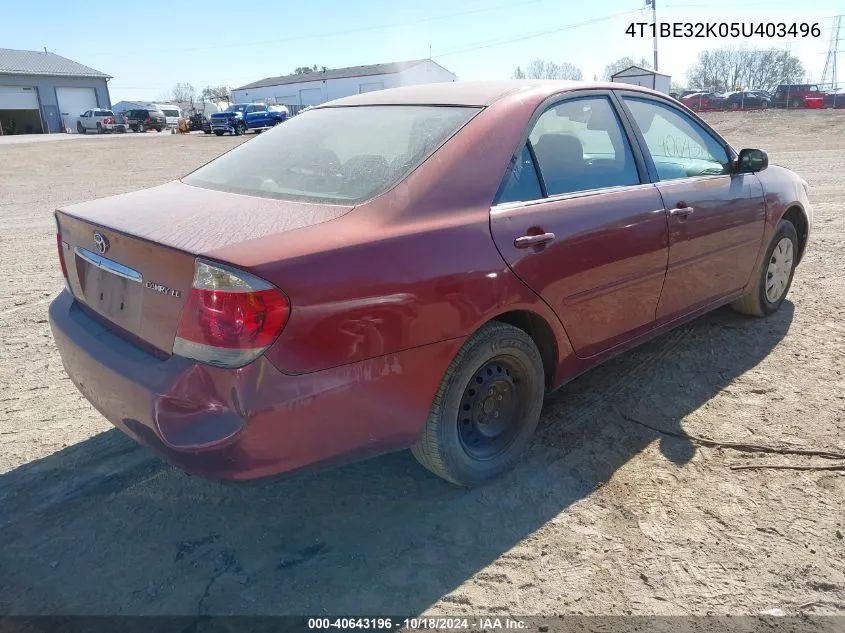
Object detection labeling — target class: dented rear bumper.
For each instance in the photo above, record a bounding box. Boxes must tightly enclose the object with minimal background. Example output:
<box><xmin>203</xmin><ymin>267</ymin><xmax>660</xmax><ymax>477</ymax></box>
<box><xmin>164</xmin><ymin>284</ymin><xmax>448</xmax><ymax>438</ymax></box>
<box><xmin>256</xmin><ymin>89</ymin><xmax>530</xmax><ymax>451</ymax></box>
<box><xmin>49</xmin><ymin>290</ymin><xmax>459</xmax><ymax>481</ymax></box>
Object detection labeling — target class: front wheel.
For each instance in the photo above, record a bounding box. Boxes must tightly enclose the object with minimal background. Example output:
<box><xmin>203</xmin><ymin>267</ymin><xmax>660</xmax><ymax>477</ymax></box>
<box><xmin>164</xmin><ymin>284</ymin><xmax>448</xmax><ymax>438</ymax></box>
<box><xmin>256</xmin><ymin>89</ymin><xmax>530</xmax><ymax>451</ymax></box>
<box><xmin>77</xmin><ymin>122</ymin><xmax>85</xmax><ymax>134</ymax></box>
<box><xmin>214</xmin><ymin>130</ymin><xmax>224</xmax><ymax>136</ymax></box>
<box><xmin>235</xmin><ymin>122</ymin><xmax>247</xmax><ymax>136</ymax></box>
<box><xmin>136</xmin><ymin>124</ymin><xmax>145</xmax><ymax>133</ymax></box>
<box><xmin>789</xmin><ymin>98</ymin><xmax>802</xmax><ymax>108</ymax></box>
<box><xmin>731</xmin><ymin>219</ymin><xmax>798</xmax><ymax>317</ymax></box>
<box><xmin>411</xmin><ymin>322</ymin><xmax>545</xmax><ymax>487</ymax></box>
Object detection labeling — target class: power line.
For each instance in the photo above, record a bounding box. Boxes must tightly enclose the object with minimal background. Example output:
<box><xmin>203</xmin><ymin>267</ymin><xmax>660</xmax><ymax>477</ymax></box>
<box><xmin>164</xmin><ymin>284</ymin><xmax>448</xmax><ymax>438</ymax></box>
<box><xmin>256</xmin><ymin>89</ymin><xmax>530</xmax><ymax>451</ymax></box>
<box><xmin>432</xmin><ymin>9</ymin><xmax>642</xmax><ymax>58</ymax></box>
<box><xmin>83</xmin><ymin>0</ymin><xmax>562</xmax><ymax>58</ymax></box>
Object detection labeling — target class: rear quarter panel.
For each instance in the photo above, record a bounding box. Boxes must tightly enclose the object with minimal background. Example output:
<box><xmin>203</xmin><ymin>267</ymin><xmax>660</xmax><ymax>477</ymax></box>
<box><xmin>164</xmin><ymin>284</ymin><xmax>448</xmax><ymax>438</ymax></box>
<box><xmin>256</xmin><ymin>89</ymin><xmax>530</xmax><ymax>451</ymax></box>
<box><xmin>204</xmin><ymin>94</ymin><xmax>577</xmax><ymax>380</ymax></box>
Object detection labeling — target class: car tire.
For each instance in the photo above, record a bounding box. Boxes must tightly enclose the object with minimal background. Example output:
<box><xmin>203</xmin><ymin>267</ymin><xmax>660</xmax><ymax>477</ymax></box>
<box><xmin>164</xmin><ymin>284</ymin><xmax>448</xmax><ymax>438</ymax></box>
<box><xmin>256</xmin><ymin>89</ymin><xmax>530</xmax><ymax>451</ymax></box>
<box><xmin>789</xmin><ymin>98</ymin><xmax>802</xmax><ymax>108</ymax></box>
<box><xmin>96</xmin><ymin>123</ymin><xmax>103</xmax><ymax>134</ymax></box>
<box><xmin>214</xmin><ymin>130</ymin><xmax>224</xmax><ymax>136</ymax></box>
<box><xmin>77</xmin><ymin>122</ymin><xmax>85</xmax><ymax>134</ymax></box>
<box><xmin>410</xmin><ymin>322</ymin><xmax>545</xmax><ymax>487</ymax></box>
<box><xmin>731</xmin><ymin>219</ymin><xmax>798</xmax><ymax>318</ymax></box>
<box><xmin>137</xmin><ymin>124</ymin><xmax>145</xmax><ymax>133</ymax></box>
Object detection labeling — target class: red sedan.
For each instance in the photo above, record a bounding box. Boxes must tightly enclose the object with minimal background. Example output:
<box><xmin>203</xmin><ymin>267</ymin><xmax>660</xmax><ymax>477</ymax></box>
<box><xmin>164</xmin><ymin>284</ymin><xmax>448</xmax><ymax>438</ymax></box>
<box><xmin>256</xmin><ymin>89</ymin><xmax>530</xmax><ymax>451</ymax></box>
<box><xmin>50</xmin><ymin>81</ymin><xmax>813</xmax><ymax>486</ymax></box>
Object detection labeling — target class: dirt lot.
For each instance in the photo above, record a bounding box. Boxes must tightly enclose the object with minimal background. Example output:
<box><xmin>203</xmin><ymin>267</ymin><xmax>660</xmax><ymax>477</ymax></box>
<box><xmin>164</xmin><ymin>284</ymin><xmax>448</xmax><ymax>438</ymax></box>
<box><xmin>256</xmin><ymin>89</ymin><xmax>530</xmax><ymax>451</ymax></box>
<box><xmin>1</xmin><ymin>112</ymin><xmax>843</xmax><ymax>619</ymax></box>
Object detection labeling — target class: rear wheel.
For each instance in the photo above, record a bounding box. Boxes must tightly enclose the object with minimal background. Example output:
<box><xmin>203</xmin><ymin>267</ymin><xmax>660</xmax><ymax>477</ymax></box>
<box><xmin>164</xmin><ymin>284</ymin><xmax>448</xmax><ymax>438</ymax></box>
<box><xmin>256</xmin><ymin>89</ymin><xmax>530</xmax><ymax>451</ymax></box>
<box><xmin>214</xmin><ymin>130</ymin><xmax>224</xmax><ymax>136</ymax></box>
<box><xmin>96</xmin><ymin>123</ymin><xmax>103</xmax><ymax>134</ymax></box>
<box><xmin>731</xmin><ymin>219</ymin><xmax>798</xmax><ymax>317</ymax></box>
<box><xmin>137</xmin><ymin>124</ymin><xmax>145</xmax><ymax>133</ymax></box>
<box><xmin>77</xmin><ymin>122</ymin><xmax>85</xmax><ymax>134</ymax></box>
<box><xmin>411</xmin><ymin>322</ymin><xmax>544</xmax><ymax>487</ymax></box>
<box><xmin>789</xmin><ymin>97</ymin><xmax>802</xmax><ymax>108</ymax></box>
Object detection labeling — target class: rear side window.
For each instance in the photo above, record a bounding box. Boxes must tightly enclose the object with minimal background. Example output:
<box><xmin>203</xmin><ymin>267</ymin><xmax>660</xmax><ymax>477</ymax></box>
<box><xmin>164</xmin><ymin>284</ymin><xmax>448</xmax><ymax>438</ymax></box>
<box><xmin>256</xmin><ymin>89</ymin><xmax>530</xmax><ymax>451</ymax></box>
<box><xmin>183</xmin><ymin>105</ymin><xmax>479</xmax><ymax>204</ymax></box>
<box><xmin>497</xmin><ymin>145</ymin><xmax>543</xmax><ymax>204</ymax></box>
<box><xmin>527</xmin><ymin>96</ymin><xmax>640</xmax><ymax>196</ymax></box>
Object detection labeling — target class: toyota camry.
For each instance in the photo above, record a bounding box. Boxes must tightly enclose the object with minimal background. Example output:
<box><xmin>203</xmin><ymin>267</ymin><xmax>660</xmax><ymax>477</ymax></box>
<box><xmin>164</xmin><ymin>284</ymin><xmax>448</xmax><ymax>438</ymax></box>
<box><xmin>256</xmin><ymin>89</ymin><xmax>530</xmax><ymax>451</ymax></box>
<box><xmin>49</xmin><ymin>81</ymin><xmax>812</xmax><ymax>486</ymax></box>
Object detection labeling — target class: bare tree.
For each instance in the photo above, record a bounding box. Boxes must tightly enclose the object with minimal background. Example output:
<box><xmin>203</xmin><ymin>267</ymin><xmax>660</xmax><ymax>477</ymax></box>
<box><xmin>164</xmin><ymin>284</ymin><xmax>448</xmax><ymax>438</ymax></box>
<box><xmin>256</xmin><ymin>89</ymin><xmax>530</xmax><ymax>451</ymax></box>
<box><xmin>170</xmin><ymin>83</ymin><xmax>197</xmax><ymax>108</ymax></box>
<box><xmin>686</xmin><ymin>49</ymin><xmax>805</xmax><ymax>92</ymax></box>
<box><xmin>603</xmin><ymin>56</ymin><xmax>651</xmax><ymax>80</ymax></box>
<box><xmin>201</xmin><ymin>86</ymin><xmax>231</xmax><ymax>108</ymax></box>
<box><xmin>515</xmin><ymin>59</ymin><xmax>583</xmax><ymax>80</ymax></box>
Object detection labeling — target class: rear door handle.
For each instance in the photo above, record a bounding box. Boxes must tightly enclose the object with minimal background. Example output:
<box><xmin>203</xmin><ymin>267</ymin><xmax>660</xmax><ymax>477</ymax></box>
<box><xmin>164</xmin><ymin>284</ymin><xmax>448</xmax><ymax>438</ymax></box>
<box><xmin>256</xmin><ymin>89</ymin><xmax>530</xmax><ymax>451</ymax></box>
<box><xmin>514</xmin><ymin>232</ymin><xmax>556</xmax><ymax>249</ymax></box>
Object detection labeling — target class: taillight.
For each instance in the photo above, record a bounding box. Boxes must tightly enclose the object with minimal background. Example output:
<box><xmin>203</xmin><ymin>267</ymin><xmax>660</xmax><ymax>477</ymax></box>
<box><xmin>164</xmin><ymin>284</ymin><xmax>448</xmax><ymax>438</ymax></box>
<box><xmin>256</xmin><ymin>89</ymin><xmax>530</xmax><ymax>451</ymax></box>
<box><xmin>146</xmin><ymin>117</ymin><xmax>153</xmax><ymax>123</ymax></box>
<box><xmin>56</xmin><ymin>233</ymin><xmax>69</xmax><ymax>282</ymax></box>
<box><xmin>173</xmin><ymin>259</ymin><xmax>290</xmax><ymax>368</ymax></box>
<box><xmin>104</xmin><ymin>117</ymin><xmax>115</xmax><ymax>124</ymax></box>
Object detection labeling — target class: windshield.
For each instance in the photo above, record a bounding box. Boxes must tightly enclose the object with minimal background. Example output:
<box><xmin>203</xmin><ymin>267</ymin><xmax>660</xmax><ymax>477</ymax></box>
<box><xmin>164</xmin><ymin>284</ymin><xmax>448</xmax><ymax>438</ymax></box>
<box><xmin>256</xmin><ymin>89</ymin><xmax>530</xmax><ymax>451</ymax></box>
<box><xmin>225</xmin><ymin>104</ymin><xmax>248</xmax><ymax>113</ymax></box>
<box><xmin>183</xmin><ymin>105</ymin><xmax>479</xmax><ymax>204</ymax></box>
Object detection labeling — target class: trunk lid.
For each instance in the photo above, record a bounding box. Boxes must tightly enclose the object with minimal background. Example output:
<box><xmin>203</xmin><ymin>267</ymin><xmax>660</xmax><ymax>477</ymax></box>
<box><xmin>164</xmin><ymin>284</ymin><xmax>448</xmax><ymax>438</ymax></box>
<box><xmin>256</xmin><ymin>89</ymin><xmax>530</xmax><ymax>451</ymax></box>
<box><xmin>56</xmin><ymin>180</ymin><xmax>352</xmax><ymax>355</ymax></box>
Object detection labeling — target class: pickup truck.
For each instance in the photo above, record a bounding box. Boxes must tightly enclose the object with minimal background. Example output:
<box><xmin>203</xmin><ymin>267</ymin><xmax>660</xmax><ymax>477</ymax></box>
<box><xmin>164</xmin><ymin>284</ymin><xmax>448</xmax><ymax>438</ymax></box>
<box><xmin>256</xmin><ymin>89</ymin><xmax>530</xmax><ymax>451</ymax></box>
<box><xmin>74</xmin><ymin>109</ymin><xmax>126</xmax><ymax>134</ymax></box>
<box><xmin>210</xmin><ymin>103</ymin><xmax>288</xmax><ymax>136</ymax></box>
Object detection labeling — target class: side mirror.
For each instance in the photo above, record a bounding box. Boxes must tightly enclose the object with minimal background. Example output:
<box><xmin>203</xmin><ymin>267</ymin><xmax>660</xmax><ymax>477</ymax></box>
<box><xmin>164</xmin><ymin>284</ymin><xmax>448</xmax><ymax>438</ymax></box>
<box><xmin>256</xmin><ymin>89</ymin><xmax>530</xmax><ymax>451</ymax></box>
<box><xmin>736</xmin><ymin>148</ymin><xmax>768</xmax><ymax>173</ymax></box>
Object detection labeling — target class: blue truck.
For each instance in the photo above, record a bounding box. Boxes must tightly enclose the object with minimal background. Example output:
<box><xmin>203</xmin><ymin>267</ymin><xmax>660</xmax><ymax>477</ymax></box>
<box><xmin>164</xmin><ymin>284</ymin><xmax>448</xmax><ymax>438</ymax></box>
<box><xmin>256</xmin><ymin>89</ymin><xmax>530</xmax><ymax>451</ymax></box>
<box><xmin>210</xmin><ymin>103</ymin><xmax>288</xmax><ymax>136</ymax></box>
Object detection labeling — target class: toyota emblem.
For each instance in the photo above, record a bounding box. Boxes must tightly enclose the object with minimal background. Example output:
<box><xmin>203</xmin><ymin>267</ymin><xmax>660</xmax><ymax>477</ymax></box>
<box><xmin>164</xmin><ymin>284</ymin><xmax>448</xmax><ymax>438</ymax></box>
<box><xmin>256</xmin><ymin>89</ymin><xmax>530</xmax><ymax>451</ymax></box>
<box><xmin>93</xmin><ymin>231</ymin><xmax>109</xmax><ymax>254</ymax></box>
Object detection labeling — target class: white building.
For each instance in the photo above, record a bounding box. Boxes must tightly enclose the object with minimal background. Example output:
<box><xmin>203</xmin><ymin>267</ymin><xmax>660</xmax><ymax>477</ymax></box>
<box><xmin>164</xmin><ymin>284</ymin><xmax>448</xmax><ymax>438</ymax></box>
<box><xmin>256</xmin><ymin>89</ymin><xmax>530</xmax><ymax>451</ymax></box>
<box><xmin>610</xmin><ymin>65</ymin><xmax>671</xmax><ymax>95</ymax></box>
<box><xmin>232</xmin><ymin>59</ymin><xmax>456</xmax><ymax>107</ymax></box>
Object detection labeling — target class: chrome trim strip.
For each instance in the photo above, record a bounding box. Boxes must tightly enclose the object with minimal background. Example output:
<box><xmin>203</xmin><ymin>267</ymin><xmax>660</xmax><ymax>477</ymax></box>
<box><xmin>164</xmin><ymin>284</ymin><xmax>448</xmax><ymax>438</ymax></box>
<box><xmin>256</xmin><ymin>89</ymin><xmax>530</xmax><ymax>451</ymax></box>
<box><xmin>74</xmin><ymin>247</ymin><xmax>143</xmax><ymax>283</ymax></box>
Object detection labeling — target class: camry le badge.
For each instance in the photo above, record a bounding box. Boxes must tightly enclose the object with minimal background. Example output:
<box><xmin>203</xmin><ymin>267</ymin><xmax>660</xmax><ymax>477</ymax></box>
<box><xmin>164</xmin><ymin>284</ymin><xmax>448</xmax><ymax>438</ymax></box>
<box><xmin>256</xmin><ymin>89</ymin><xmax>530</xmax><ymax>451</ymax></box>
<box><xmin>145</xmin><ymin>281</ymin><xmax>182</xmax><ymax>298</ymax></box>
<box><xmin>93</xmin><ymin>231</ymin><xmax>109</xmax><ymax>254</ymax></box>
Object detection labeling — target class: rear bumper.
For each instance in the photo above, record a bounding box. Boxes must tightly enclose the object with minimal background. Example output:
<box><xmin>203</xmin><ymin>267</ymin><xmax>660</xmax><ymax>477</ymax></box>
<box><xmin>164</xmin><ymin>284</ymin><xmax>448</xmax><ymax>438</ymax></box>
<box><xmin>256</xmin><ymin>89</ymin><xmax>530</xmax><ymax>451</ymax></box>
<box><xmin>49</xmin><ymin>290</ymin><xmax>458</xmax><ymax>481</ymax></box>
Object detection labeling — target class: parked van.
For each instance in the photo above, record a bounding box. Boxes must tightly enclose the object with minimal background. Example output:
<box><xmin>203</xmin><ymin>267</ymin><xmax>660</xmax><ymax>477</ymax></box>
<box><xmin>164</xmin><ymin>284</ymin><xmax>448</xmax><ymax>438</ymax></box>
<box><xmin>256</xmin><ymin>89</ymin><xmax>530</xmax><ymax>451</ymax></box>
<box><xmin>153</xmin><ymin>105</ymin><xmax>184</xmax><ymax>128</ymax></box>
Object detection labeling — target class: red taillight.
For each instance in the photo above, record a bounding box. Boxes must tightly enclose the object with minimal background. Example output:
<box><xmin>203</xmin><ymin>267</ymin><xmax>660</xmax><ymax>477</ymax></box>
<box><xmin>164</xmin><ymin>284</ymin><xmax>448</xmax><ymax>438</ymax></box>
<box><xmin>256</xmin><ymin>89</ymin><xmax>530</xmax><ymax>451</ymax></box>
<box><xmin>56</xmin><ymin>233</ymin><xmax>69</xmax><ymax>282</ymax></box>
<box><xmin>173</xmin><ymin>259</ymin><xmax>290</xmax><ymax>368</ymax></box>
<box><xmin>104</xmin><ymin>117</ymin><xmax>115</xmax><ymax>124</ymax></box>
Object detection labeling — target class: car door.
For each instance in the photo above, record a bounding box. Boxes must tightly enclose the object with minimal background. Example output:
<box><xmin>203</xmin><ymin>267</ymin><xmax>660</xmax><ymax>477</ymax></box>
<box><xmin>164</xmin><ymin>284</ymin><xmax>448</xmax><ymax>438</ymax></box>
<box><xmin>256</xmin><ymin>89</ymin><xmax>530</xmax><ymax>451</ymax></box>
<box><xmin>80</xmin><ymin>110</ymin><xmax>90</xmax><ymax>129</ymax></box>
<box><xmin>618</xmin><ymin>94</ymin><xmax>766</xmax><ymax>321</ymax></box>
<box><xmin>489</xmin><ymin>92</ymin><xmax>669</xmax><ymax>358</ymax></box>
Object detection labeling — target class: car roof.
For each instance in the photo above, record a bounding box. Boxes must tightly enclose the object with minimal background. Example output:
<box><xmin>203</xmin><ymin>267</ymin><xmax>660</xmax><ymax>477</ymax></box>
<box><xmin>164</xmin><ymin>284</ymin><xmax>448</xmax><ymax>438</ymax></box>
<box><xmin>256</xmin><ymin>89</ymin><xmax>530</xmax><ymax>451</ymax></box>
<box><xmin>319</xmin><ymin>80</ymin><xmax>666</xmax><ymax>108</ymax></box>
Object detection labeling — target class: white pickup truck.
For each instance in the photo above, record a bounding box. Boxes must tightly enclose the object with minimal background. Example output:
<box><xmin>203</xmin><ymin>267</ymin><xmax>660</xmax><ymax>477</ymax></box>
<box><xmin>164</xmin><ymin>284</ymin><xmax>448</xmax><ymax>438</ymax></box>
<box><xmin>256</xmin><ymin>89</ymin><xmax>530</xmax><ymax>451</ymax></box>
<box><xmin>74</xmin><ymin>109</ymin><xmax>127</xmax><ymax>134</ymax></box>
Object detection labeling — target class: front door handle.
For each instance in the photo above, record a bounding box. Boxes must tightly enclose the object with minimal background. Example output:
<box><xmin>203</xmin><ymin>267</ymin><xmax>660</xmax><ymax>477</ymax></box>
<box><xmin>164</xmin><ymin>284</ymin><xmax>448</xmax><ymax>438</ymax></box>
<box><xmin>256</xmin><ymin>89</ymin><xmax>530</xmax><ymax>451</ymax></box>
<box><xmin>514</xmin><ymin>232</ymin><xmax>556</xmax><ymax>249</ymax></box>
<box><xmin>670</xmin><ymin>205</ymin><xmax>695</xmax><ymax>217</ymax></box>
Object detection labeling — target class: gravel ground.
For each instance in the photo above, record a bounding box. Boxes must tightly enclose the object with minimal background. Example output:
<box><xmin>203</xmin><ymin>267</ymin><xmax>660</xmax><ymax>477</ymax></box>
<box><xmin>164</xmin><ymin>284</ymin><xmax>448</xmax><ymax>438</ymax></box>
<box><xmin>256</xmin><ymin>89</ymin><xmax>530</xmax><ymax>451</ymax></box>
<box><xmin>0</xmin><ymin>112</ymin><xmax>843</xmax><ymax>619</ymax></box>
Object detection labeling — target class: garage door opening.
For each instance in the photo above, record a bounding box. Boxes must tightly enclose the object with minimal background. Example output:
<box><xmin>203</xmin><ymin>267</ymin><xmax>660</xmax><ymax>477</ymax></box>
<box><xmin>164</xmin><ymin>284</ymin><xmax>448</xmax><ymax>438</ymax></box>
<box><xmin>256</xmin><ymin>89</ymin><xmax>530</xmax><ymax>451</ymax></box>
<box><xmin>0</xmin><ymin>109</ymin><xmax>44</xmax><ymax>135</ymax></box>
<box><xmin>0</xmin><ymin>86</ymin><xmax>44</xmax><ymax>135</ymax></box>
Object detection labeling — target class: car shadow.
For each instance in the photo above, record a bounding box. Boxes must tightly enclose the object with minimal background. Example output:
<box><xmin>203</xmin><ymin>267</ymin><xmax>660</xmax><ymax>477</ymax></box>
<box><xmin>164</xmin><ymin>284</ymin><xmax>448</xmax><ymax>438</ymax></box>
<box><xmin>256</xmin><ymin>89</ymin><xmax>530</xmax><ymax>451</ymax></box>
<box><xmin>0</xmin><ymin>303</ymin><xmax>794</xmax><ymax>616</ymax></box>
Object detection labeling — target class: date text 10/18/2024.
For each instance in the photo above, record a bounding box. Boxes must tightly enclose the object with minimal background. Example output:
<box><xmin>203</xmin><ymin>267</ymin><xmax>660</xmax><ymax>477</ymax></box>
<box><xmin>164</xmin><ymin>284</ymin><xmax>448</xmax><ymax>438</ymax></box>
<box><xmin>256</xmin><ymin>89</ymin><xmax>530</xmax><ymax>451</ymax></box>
<box><xmin>307</xmin><ymin>618</ymin><xmax>529</xmax><ymax>630</ymax></box>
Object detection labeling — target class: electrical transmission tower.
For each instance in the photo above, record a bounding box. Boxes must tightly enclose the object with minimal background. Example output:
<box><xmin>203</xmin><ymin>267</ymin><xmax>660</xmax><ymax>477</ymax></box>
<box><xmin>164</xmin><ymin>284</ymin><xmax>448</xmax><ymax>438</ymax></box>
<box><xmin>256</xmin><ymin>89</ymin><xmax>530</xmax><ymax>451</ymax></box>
<box><xmin>821</xmin><ymin>15</ymin><xmax>842</xmax><ymax>90</ymax></box>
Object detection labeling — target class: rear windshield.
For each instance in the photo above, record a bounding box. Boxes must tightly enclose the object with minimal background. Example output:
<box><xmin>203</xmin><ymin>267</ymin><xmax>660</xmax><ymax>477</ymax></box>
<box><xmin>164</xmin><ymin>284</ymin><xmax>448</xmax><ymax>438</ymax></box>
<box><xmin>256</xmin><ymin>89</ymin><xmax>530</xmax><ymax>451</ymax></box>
<box><xmin>162</xmin><ymin>109</ymin><xmax>180</xmax><ymax>117</ymax></box>
<box><xmin>95</xmin><ymin>110</ymin><xmax>114</xmax><ymax>116</ymax></box>
<box><xmin>183</xmin><ymin>105</ymin><xmax>479</xmax><ymax>204</ymax></box>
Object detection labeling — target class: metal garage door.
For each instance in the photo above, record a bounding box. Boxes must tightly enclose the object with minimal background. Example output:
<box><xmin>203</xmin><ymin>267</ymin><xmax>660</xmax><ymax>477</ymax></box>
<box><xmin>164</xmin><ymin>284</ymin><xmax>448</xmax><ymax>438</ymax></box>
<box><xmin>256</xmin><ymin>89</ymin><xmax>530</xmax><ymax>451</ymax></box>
<box><xmin>0</xmin><ymin>86</ymin><xmax>40</xmax><ymax>109</ymax></box>
<box><xmin>358</xmin><ymin>82</ymin><xmax>384</xmax><ymax>93</ymax></box>
<box><xmin>299</xmin><ymin>88</ymin><xmax>324</xmax><ymax>106</ymax></box>
<box><xmin>56</xmin><ymin>87</ymin><xmax>98</xmax><ymax>131</ymax></box>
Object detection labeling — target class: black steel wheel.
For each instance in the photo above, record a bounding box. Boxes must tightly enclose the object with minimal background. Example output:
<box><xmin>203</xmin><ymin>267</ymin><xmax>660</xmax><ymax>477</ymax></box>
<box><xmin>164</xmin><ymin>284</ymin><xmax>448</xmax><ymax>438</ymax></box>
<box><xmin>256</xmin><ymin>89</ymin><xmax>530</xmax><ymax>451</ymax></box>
<box><xmin>457</xmin><ymin>357</ymin><xmax>528</xmax><ymax>460</ymax></box>
<box><xmin>411</xmin><ymin>322</ymin><xmax>545</xmax><ymax>486</ymax></box>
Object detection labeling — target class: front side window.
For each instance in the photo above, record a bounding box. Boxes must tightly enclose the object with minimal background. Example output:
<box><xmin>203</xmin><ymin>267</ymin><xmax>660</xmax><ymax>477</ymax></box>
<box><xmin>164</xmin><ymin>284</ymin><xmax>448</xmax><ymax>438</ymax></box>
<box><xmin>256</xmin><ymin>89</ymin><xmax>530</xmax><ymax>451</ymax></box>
<box><xmin>183</xmin><ymin>105</ymin><xmax>479</xmax><ymax>204</ymax></box>
<box><xmin>623</xmin><ymin>97</ymin><xmax>730</xmax><ymax>180</ymax></box>
<box><xmin>527</xmin><ymin>96</ymin><xmax>640</xmax><ymax>196</ymax></box>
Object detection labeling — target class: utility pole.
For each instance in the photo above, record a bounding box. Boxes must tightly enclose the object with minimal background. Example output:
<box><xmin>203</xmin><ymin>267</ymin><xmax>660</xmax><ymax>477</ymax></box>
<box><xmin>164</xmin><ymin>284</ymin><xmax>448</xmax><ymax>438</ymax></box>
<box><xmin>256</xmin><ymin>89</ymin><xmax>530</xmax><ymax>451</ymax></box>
<box><xmin>645</xmin><ymin>0</ymin><xmax>658</xmax><ymax>71</ymax></box>
<box><xmin>820</xmin><ymin>15</ymin><xmax>842</xmax><ymax>91</ymax></box>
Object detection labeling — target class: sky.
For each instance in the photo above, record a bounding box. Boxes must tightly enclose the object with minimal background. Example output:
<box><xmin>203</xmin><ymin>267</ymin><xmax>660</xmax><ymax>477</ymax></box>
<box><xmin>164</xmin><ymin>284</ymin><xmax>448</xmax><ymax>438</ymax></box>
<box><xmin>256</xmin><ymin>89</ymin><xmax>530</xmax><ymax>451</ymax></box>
<box><xmin>2</xmin><ymin>0</ymin><xmax>842</xmax><ymax>103</ymax></box>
